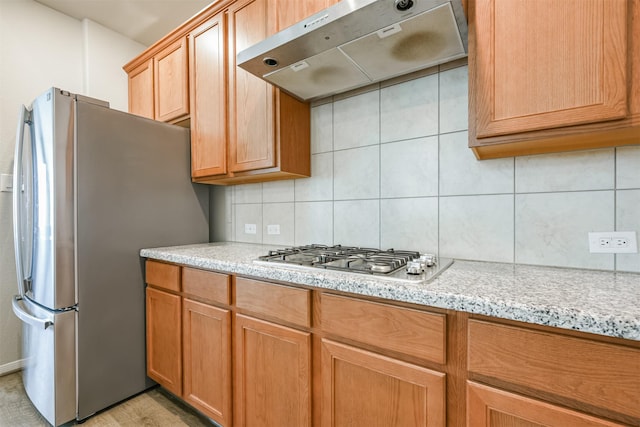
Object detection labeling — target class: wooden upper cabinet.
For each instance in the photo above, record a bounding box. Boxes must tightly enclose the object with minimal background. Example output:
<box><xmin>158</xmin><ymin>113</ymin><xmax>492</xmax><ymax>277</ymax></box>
<box><xmin>189</xmin><ymin>13</ymin><xmax>228</xmax><ymax>178</ymax></box>
<box><xmin>228</xmin><ymin>0</ymin><xmax>277</xmax><ymax>173</ymax></box>
<box><xmin>154</xmin><ymin>37</ymin><xmax>189</xmax><ymax>122</ymax></box>
<box><xmin>469</xmin><ymin>0</ymin><xmax>640</xmax><ymax>159</ymax></box>
<box><xmin>275</xmin><ymin>0</ymin><xmax>337</xmax><ymax>30</ymax></box>
<box><xmin>128</xmin><ymin>59</ymin><xmax>154</xmax><ymax>119</ymax></box>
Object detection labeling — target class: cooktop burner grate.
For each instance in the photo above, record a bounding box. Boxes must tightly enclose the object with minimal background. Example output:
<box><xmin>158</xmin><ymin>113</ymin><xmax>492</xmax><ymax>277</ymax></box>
<box><xmin>256</xmin><ymin>244</ymin><xmax>453</xmax><ymax>283</ymax></box>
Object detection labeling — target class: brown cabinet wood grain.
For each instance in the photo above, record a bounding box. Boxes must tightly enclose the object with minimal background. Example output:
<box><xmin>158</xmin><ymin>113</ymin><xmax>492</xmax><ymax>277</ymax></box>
<box><xmin>467</xmin><ymin>319</ymin><xmax>640</xmax><ymax>420</ymax></box>
<box><xmin>143</xmin><ymin>259</ymin><xmax>640</xmax><ymax>427</ymax></box>
<box><xmin>154</xmin><ymin>37</ymin><xmax>189</xmax><ymax>122</ymax></box>
<box><xmin>182</xmin><ymin>267</ymin><xmax>230</xmax><ymax>305</ymax></box>
<box><xmin>126</xmin><ymin>37</ymin><xmax>188</xmax><ymax>123</ymax></box>
<box><xmin>145</xmin><ymin>260</ymin><xmax>181</xmax><ymax>292</ymax></box>
<box><xmin>125</xmin><ymin>0</ymin><xmax>329</xmax><ymax>184</ymax></box>
<box><xmin>467</xmin><ymin>382</ymin><xmax>626</xmax><ymax>427</ymax></box>
<box><xmin>127</xmin><ymin>59</ymin><xmax>154</xmax><ymax>119</ymax></box>
<box><xmin>235</xmin><ymin>277</ymin><xmax>311</xmax><ymax>327</ymax></box>
<box><xmin>234</xmin><ymin>314</ymin><xmax>312</xmax><ymax>427</ymax></box>
<box><xmin>220</xmin><ymin>0</ymin><xmax>311</xmax><ymax>183</ymax></box>
<box><xmin>321</xmin><ymin>293</ymin><xmax>446</xmax><ymax>364</ymax></box>
<box><xmin>183</xmin><ymin>298</ymin><xmax>232</xmax><ymax>426</ymax></box>
<box><xmin>145</xmin><ymin>287</ymin><xmax>182</xmax><ymax>396</ymax></box>
<box><xmin>189</xmin><ymin>13</ymin><xmax>228</xmax><ymax>179</ymax></box>
<box><xmin>322</xmin><ymin>339</ymin><xmax>446</xmax><ymax>427</ymax></box>
<box><xmin>469</xmin><ymin>0</ymin><xmax>640</xmax><ymax>159</ymax></box>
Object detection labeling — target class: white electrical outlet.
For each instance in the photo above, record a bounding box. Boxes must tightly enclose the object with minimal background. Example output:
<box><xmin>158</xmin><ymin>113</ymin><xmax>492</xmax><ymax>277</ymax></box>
<box><xmin>244</xmin><ymin>223</ymin><xmax>257</xmax><ymax>234</ymax></box>
<box><xmin>588</xmin><ymin>231</ymin><xmax>638</xmax><ymax>253</ymax></box>
<box><xmin>267</xmin><ymin>224</ymin><xmax>280</xmax><ymax>235</ymax></box>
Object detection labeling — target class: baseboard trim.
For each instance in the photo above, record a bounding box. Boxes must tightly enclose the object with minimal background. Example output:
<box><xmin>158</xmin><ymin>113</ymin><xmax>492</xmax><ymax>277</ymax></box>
<box><xmin>0</xmin><ymin>359</ymin><xmax>24</xmax><ymax>376</ymax></box>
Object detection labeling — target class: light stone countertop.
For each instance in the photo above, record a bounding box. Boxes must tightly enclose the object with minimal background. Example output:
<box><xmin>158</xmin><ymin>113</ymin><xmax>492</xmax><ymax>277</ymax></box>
<box><xmin>140</xmin><ymin>242</ymin><xmax>640</xmax><ymax>342</ymax></box>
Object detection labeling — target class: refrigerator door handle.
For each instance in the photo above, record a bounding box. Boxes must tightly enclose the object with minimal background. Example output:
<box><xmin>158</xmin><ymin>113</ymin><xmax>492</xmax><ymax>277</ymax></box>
<box><xmin>12</xmin><ymin>296</ymin><xmax>53</xmax><ymax>330</ymax></box>
<box><xmin>13</xmin><ymin>105</ymin><xmax>32</xmax><ymax>297</ymax></box>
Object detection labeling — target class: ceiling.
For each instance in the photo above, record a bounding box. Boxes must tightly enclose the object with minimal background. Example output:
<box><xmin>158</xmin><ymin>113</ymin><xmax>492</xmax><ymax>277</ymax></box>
<box><xmin>34</xmin><ymin>0</ymin><xmax>213</xmax><ymax>46</ymax></box>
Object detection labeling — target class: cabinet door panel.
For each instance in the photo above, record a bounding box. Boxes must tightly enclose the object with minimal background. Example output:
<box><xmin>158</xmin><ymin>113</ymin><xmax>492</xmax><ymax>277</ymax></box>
<box><xmin>274</xmin><ymin>0</ymin><xmax>335</xmax><ymax>31</ymax></box>
<box><xmin>228</xmin><ymin>0</ymin><xmax>276</xmax><ymax>172</ymax></box>
<box><xmin>154</xmin><ymin>37</ymin><xmax>189</xmax><ymax>122</ymax></box>
<box><xmin>322</xmin><ymin>339</ymin><xmax>445</xmax><ymax>427</ymax></box>
<box><xmin>183</xmin><ymin>299</ymin><xmax>231</xmax><ymax>426</ymax></box>
<box><xmin>474</xmin><ymin>0</ymin><xmax>627</xmax><ymax>138</ymax></box>
<box><xmin>128</xmin><ymin>59</ymin><xmax>154</xmax><ymax>119</ymax></box>
<box><xmin>235</xmin><ymin>314</ymin><xmax>311</xmax><ymax>427</ymax></box>
<box><xmin>145</xmin><ymin>287</ymin><xmax>182</xmax><ymax>396</ymax></box>
<box><xmin>467</xmin><ymin>382</ymin><xmax>626</xmax><ymax>427</ymax></box>
<box><xmin>190</xmin><ymin>14</ymin><xmax>228</xmax><ymax>178</ymax></box>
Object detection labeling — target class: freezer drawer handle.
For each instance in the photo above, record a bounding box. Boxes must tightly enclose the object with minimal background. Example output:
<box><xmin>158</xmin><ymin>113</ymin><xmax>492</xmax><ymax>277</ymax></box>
<box><xmin>12</xmin><ymin>296</ymin><xmax>53</xmax><ymax>330</ymax></box>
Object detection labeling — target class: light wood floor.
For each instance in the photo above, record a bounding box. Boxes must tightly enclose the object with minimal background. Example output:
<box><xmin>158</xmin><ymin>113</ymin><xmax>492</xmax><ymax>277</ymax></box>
<box><xmin>0</xmin><ymin>371</ymin><xmax>214</xmax><ymax>427</ymax></box>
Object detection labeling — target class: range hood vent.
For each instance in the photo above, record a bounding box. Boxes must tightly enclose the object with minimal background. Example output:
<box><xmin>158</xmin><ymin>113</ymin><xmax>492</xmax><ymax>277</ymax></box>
<box><xmin>237</xmin><ymin>0</ymin><xmax>468</xmax><ymax>102</ymax></box>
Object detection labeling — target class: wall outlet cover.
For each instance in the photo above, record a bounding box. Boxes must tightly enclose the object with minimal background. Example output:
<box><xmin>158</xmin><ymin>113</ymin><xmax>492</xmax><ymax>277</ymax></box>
<box><xmin>588</xmin><ymin>231</ymin><xmax>638</xmax><ymax>253</ymax></box>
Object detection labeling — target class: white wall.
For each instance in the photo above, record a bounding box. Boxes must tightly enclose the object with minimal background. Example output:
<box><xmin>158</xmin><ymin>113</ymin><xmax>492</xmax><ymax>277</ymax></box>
<box><xmin>0</xmin><ymin>0</ymin><xmax>146</xmax><ymax>374</ymax></box>
<box><xmin>213</xmin><ymin>63</ymin><xmax>640</xmax><ymax>273</ymax></box>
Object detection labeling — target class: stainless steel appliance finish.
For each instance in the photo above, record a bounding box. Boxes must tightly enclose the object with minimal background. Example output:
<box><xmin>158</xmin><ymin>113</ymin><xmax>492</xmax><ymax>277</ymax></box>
<box><xmin>257</xmin><ymin>244</ymin><xmax>453</xmax><ymax>283</ymax></box>
<box><xmin>236</xmin><ymin>0</ymin><xmax>468</xmax><ymax>101</ymax></box>
<box><xmin>12</xmin><ymin>88</ymin><xmax>210</xmax><ymax>426</ymax></box>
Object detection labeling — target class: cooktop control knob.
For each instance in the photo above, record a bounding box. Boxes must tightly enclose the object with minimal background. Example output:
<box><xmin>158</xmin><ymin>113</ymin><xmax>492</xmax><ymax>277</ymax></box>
<box><xmin>406</xmin><ymin>260</ymin><xmax>423</xmax><ymax>275</ymax></box>
<box><xmin>419</xmin><ymin>254</ymin><xmax>437</xmax><ymax>267</ymax></box>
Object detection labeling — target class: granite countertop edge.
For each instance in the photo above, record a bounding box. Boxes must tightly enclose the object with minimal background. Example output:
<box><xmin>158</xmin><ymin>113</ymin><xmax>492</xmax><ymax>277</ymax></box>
<box><xmin>140</xmin><ymin>242</ymin><xmax>640</xmax><ymax>342</ymax></box>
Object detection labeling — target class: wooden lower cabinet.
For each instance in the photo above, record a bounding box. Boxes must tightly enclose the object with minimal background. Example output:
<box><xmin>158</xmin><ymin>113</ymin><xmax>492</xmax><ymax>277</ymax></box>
<box><xmin>146</xmin><ymin>287</ymin><xmax>182</xmax><ymax>396</ymax></box>
<box><xmin>144</xmin><ymin>261</ymin><xmax>640</xmax><ymax>427</ymax></box>
<box><xmin>234</xmin><ymin>314</ymin><xmax>312</xmax><ymax>427</ymax></box>
<box><xmin>467</xmin><ymin>382</ymin><xmax>626</xmax><ymax>427</ymax></box>
<box><xmin>321</xmin><ymin>339</ymin><xmax>446</xmax><ymax>427</ymax></box>
<box><xmin>183</xmin><ymin>298</ymin><xmax>232</xmax><ymax>426</ymax></box>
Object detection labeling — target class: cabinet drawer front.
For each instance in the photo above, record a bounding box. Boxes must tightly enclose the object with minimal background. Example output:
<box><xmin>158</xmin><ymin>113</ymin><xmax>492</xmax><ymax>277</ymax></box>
<box><xmin>468</xmin><ymin>320</ymin><xmax>640</xmax><ymax>418</ymax></box>
<box><xmin>235</xmin><ymin>278</ymin><xmax>311</xmax><ymax>327</ymax></box>
<box><xmin>146</xmin><ymin>260</ymin><xmax>180</xmax><ymax>292</ymax></box>
<box><xmin>182</xmin><ymin>267</ymin><xmax>230</xmax><ymax>305</ymax></box>
<box><xmin>321</xmin><ymin>294</ymin><xmax>446</xmax><ymax>364</ymax></box>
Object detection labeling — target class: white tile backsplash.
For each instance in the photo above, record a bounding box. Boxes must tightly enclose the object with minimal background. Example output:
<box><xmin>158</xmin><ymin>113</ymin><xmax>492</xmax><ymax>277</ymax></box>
<box><xmin>263</xmin><ymin>203</ymin><xmax>294</xmax><ymax>246</ymax></box>
<box><xmin>311</xmin><ymin>103</ymin><xmax>333</xmax><ymax>154</ymax></box>
<box><xmin>333</xmin><ymin>90</ymin><xmax>380</xmax><ymax>150</ymax></box>
<box><xmin>616</xmin><ymin>189</ymin><xmax>640</xmax><ymax>272</ymax></box>
<box><xmin>333</xmin><ymin>146</ymin><xmax>379</xmax><ymax>200</ymax></box>
<box><xmin>380</xmin><ymin>137</ymin><xmax>438</xmax><ymax>198</ymax></box>
<box><xmin>516</xmin><ymin>149</ymin><xmax>614</xmax><ymax>193</ymax></box>
<box><xmin>439</xmin><ymin>131</ymin><xmax>514</xmax><ymax>196</ymax></box>
<box><xmin>380</xmin><ymin>197</ymin><xmax>438</xmax><ymax>252</ymax></box>
<box><xmin>262</xmin><ymin>180</ymin><xmax>294</xmax><ymax>203</ymax></box>
<box><xmin>440</xmin><ymin>195</ymin><xmax>514</xmax><ymax>263</ymax></box>
<box><xmin>218</xmin><ymin>64</ymin><xmax>640</xmax><ymax>272</ymax></box>
<box><xmin>234</xmin><ymin>204</ymin><xmax>262</xmax><ymax>244</ymax></box>
<box><xmin>234</xmin><ymin>183</ymin><xmax>262</xmax><ymax>204</ymax></box>
<box><xmin>616</xmin><ymin>145</ymin><xmax>640</xmax><ymax>189</ymax></box>
<box><xmin>334</xmin><ymin>200</ymin><xmax>380</xmax><ymax>248</ymax></box>
<box><xmin>380</xmin><ymin>74</ymin><xmax>438</xmax><ymax>143</ymax></box>
<box><xmin>294</xmin><ymin>152</ymin><xmax>333</xmax><ymax>202</ymax></box>
<box><xmin>295</xmin><ymin>201</ymin><xmax>334</xmax><ymax>246</ymax></box>
<box><xmin>439</xmin><ymin>65</ymin><xmax>469</xmax><ymax>134</ymax></box>
<box><xmin>515</xmin><ymin>191</ymin><xmax>615</xmax><ymax>270</ymax></box>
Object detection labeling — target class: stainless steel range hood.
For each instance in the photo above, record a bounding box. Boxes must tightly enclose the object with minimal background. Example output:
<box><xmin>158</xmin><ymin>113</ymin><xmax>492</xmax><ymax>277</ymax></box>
<box><xmin>236</xmin><ymin>0</ymin><xmax>468</xmax><ymax>102</ymax></box>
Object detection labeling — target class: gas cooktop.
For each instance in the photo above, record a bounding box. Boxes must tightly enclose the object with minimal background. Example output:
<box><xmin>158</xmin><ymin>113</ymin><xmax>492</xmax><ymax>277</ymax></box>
<box><xmin>255</xmin><ymin>244</ymin><xmax>453</xmax><ymax>283</ymax></box>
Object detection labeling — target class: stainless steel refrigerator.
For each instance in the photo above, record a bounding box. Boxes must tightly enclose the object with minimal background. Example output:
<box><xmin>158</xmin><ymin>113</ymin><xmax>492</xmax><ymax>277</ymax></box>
<box><xmin>11</xmin><ymin>88</ymin><xmax>209</xmax><ymax>426</ymax></box>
